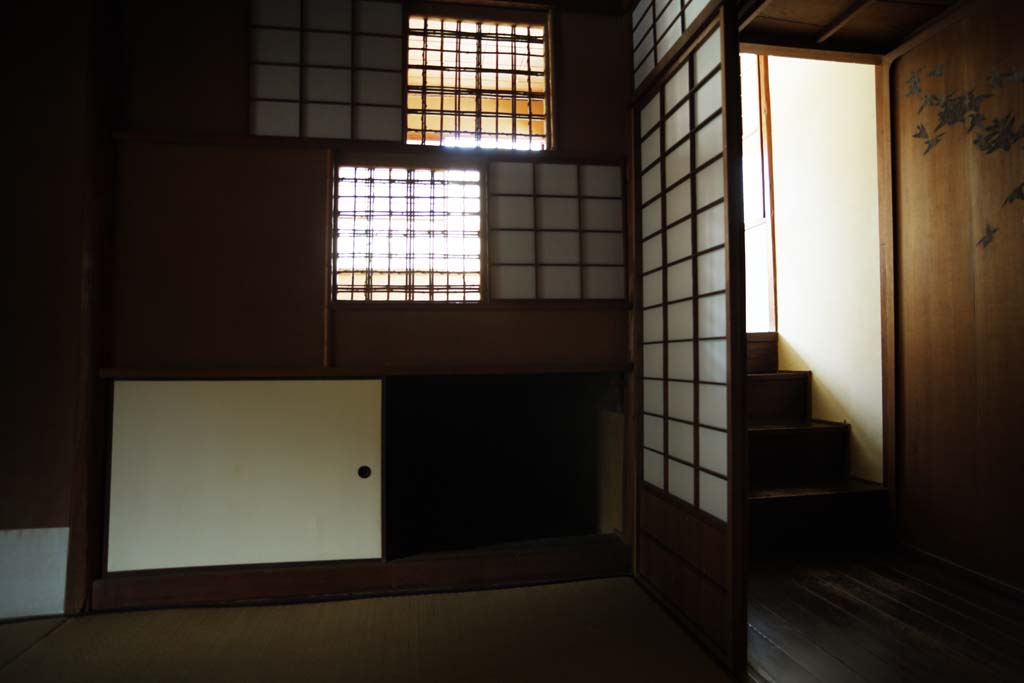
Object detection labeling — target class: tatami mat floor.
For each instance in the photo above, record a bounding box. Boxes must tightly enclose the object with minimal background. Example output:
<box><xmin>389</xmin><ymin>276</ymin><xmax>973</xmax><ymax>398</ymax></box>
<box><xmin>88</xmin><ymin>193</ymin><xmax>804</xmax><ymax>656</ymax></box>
<box><xmin>0</xmin><ymin>578</ymin><xmax>726</xmax><ymax>682</ymax></box>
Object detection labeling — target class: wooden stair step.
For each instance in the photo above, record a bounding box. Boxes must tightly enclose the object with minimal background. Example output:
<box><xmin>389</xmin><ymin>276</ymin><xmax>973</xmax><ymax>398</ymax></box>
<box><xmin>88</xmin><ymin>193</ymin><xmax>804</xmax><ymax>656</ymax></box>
<box><xmin>747</xmin><ymin>332</ymin><xmax>779</xmax><ymax>374</ymax></box>
<box><xmin>750</xmin><ymin>480</ymin><xmax>890</xmax><ymax>553</ymax></box>
<box><xmin>749</xmin><ymin>420</ymin><xmax>849</xmax><ymax>489</ymax></box>
<box><xmin>748</xmin><ymin>371</ymin><xmax>811</xmax><ymax>426</ymax></box>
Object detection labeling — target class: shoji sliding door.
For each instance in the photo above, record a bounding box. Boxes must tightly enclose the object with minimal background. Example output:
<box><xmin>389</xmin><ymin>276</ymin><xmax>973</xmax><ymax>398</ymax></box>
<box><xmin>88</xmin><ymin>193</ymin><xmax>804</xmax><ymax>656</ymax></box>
<box><xmin>633</xmin><ymin>2</ymin><xmax>746</xmax><ymax>673</ymax></box>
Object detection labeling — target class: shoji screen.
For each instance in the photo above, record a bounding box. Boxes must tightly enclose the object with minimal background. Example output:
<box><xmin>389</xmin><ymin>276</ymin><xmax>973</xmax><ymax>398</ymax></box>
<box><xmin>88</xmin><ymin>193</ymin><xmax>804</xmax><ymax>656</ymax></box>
<box><xmin>250</xmin><ymin>0</ymin><xmax>403</xmax><ymax>140</ymax></box>
<box><xmin>488</xmin><ymin>161</ymin><xmax>626</xmax><ymax>301</ymax></box>
<box><xmin>634</xmin><ymin>6</ymin><xmax>746</xmax><ymax>670</ymax></box>
<box><xmin>631</xmin><ymin>0</ymin><xmax>716</xmax><ymax>88</ymax></box>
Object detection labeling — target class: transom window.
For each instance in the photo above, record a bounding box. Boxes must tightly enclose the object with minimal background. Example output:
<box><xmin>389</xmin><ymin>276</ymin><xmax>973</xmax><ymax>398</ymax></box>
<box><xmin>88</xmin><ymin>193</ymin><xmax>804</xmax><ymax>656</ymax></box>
<box><xmin>334</xmin><ymin>166</ymin><xmax>482</xmax><ymax>302</ymax></box>
<box><xmin>406</xmin><ymin>15</ymin><xmax>549</xmax><ymax>150</ymax></box>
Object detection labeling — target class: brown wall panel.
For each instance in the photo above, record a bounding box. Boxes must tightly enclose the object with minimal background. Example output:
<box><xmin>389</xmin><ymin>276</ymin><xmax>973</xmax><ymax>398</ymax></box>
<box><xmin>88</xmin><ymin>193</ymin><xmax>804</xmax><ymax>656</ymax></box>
<box><xmin>893</xmin><ymin>0</ymin><xmax>1024</xmax><ymax>588</ymax></box>
<box><xmin>112</xmin><ymin>142</ymin><xmax>328</xmax><ymax>369</ymax></box>
<box><xmin>120</xmin><ymin>0</ymin><xmax>249</xmax><ymax>135</ymax></box>
<box><xmin>331</xmin><ymin>306</ymin><xmax>628</xmax><ymax>369</ymax></box>
<box><xmin>4</xmin><ymin>4</ymin><xmax>98</xmax><ymax>530</ymax></box>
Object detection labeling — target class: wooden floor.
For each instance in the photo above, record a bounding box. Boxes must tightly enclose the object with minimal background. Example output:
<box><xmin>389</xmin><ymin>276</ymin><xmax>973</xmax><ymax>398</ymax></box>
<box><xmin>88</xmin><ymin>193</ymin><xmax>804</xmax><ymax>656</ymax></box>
<box><xmin>747</xmin><ymin>551</ymin><xmax>1024</xmax><ymax>682</ymax></box>
<box><xmin>0</xmin><ymin>578</ymin><xmax>727</xmax><ymax>683</ymax></box>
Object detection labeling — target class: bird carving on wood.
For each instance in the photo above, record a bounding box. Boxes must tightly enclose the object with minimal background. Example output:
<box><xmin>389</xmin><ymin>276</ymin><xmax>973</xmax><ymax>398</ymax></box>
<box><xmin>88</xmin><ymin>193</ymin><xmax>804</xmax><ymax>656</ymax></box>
<box><xmin>1005</xmin><ymin>182</ymin><xmax>1024</xmax><ymax>206</ymax></box>
<box><xmin>913</xmin><ymin>124</ymin><xmax>945</xmax><ymax>155</ymax></box>
<box><xmin>977</xmin><ymin>224</ymin><xmax>999</xmax><ymax>248</ymax></box>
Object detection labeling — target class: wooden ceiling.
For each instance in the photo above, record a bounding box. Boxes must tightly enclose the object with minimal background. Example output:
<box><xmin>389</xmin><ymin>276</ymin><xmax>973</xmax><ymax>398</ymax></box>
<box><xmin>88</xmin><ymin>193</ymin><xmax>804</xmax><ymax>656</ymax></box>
<box><xmin>739</xmin><ymin>0</ymin><xmax>960</xmax><ymax>54</ymax></box>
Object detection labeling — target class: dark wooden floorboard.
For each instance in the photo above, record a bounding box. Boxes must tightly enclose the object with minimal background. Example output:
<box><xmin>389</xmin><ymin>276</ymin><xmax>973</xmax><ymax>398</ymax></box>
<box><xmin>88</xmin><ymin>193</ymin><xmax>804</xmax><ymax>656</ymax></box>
<box><xmin>749</xmin><ymin>552</ymin><xmax>1024</xmax><ymax>683</ymax></box>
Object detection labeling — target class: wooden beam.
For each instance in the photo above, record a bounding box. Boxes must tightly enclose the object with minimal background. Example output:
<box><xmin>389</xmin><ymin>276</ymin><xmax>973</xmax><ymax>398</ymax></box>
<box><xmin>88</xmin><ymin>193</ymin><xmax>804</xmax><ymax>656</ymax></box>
<box><xmin>816</xmin><ymin>0</ymin><xmax>875</xmax><ymax>45</ymax></box>
<box><xmin>739</xmin><ymin>0</ymin><xmax>773</xmax><ymax>32</ymax></box>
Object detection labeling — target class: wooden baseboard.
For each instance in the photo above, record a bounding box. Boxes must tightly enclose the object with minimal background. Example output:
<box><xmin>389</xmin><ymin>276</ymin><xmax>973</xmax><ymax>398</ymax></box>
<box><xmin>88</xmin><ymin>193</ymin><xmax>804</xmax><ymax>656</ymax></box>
<box><xmin>91</xmin><ymin>535</ymin><xmax>631</xmax><ymax>611</ymax></box>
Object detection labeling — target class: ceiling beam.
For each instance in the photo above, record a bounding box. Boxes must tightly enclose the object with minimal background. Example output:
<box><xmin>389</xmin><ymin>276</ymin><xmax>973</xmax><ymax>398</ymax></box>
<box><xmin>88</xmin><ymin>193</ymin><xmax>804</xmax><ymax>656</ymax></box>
<box><xmin>739</xmin><ymin>0</ymin><xmax>774</xmax><ymax>32</ymax></box>
<box><xmin>816</xmin><ymin>0</ymin><xmax>875</xmax><ymax>44</ymax></box>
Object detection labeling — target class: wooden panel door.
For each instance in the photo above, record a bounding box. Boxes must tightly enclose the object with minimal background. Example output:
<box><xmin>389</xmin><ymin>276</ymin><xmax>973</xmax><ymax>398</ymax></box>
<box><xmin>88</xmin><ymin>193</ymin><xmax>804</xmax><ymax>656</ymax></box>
<box><xmin>633</xmin><ymin>2</ymin><xmax>747</xmax><ymax>674</ymax></box>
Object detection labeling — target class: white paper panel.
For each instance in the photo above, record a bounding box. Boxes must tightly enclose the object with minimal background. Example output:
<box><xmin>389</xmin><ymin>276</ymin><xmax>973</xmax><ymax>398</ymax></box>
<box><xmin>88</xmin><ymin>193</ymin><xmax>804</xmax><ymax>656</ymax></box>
<box><xmin>694</xmin><ymin>27</ymin><xmax>722</xmax><ymax>82</ymax></box>
<box><xmin>654</xmin><ymin>0</ymin><xmax>675</xmax><ymax>19</ymax></box>
<box><xmin>583</xmin><ymin>233</ymin><xmax>624</xmax><ymax>265</ymax></box>
<box><xmin>538</xmin><ymin>232</ymin><xmax>580</xmax><ymax>264</ymax></box>
<box><xmin>696</xmin><ymin>203</ymin><xmax>726</xmax><ymax>251</ymax></box>
<box><xmin>490</xmin><ymin>230</ymin><xmax>534</xmax><ymax>264</ymax></box>
<box><xmin>355</xmin><ymin>36</ymin><xmax>402</xmax><ymax>70</ymax></box>
<box><xmin>583</xmin><ymin>267</ymin><xmax>625</xmax><ymax>299</ymax></box>
<box><xmin>356</xmin><ymin>70</ymin><xmax>401</xmax><ymax>105</ymax></box>
<box><xmin>635</xmin><ymin>52</ymin><xmax>656</xmax><ymax>88</ymax></box>
<box><xmin>0</xmin><ymin>527</ymin><xmax>69</xmax><ymax>620</ymax></box>
<box><xmin>490</xmin><ymin>196</ymin><xmax>534</xmax><ymax>229</ymax></box>
<box><xmin>305</xmin><ymin>67</ymin><xmax>351</xmax><ymax>102</ymax></box>
<box><xmin>253</xmin><ymin>29</ymin><xmax>300</xmax><ymax>63</ymax></box>
<box><xmin>632</xmin><ymin>0</ymin><xmax>654</xmax><ymax>29</ymax></box>
<box><xmin>668</xmin><ymin>419</ymin><xmax>694</xmax><ymax>463</ymax></box>
<box><xmin>641</xmin><ymin>165</ymin><xmax>662</xmax><ymax>204</ymax></box>
<box><xmin>695</xmin><ymin>113</ymin><xmax>723</xmax><ymax>166</ymax></box>
<box><xmin>633</xmin><ymin>10</ymin><xmax>654</xmax><ymax>48</ymax></box>
<box><xmin>699</xmin><ymin>471</ymin><xmax>728</xmax><ymax>521</ymax></box>
<box><xmin>490</xmin><ymin>162</ymin><xmax>533</xmax><ymax>194</ymax></box>
<box><xmin>666</xmin><ymin>259</ymin><xmax>692</xmax><ymax>302</ymax></box>
<box><xmin>668</xmin><ymin>340</ymin><xmax>694</xmax><ymax>380</ymax></box>
<box><xmin>107</xmin><ymin>380</ymin><xmax>382</xmax><ymax>571</ymax></box>
<box><xmin>305</xmin><ymin>103</ymin><xmax>352</xmax><ymax>138</ymax></box>
<box><xmin>667</xmin><ymin>300</ymin><xmax>693</xmax><ymax>340</ymax></box>
<box><xmin>537</xmin><ymin>198</ymin><xmax>579</xmax><ymax>230</ymax></box>
<box><xmin>537</xmin><ymin>164</ymin><xmax>578</xmax><ymax>195</ymax></box>
<box><xmin>644</xmin><ymin>415</ymin><xmax>664</xmax><ymax>450</ymax></box>
<box><xmin>640</xmin><ymin>94</ymin><xmax>661</xmax><ymax>136</ymax></box>
<box><xmin>642</xmin><ymin>198</ymin><xmax>662</xmax><ymax>238</ymax></box>
<box><xmin>656</xmin><ymin>17</ymin><xmax>683</xmax><ymax>61</ymax></box>
<box><xmin>491</xmin><ymin>265</ymin><xmax>535</xmax><ymax>299</ymax></box>
<box><xmin>538</xmin><ymin>266</ymin><xmax>580</xmax><ymax>299</ymax></box>
<box><xmin>643</xmin><ymin>270</ymin><xmax>663</xmax><ymax>307</ymax></box>
<box><xmin>253</xmin><ymin>0</ymin><xmax>300</xmax><ymax>27</ymax></box>
<box><xmin>664</xmin><ymin>101</ymin><xmax>690</xmax><ymax>149</ymax></box>
<box><xmin>685</xmin><ymin>0</ymin><xmax>714</xmax><ymax>28</ymax></box>
<box><xmin>698</xmin><ymin>292</ymin><xmax>727</xmax><ymax>338</ymax></box>
<box><xmin>700</xmin><ymin>427</ymin><xmax>728</xmax><ymax>476</ymax></box>
<box><xmin>643</xmin><ymin>306</ymin><xmax>664</xmax><ymax>342</ymax></box>
<box><xmin>642</xmin><ymin>235</ymin><xmax>663</xmax><ymax>272</ymax></box>
<box><xmin>634</xmin><ymin>32</ymin><xmax>655</xmax><ymax>70</ymax></box>
<box><xmin>696</xmin><ymin>158</ymin><xmax>724</xmax><ymax>208</ymax></box>
<box><xmin>252</xmin><ymin>65</ymin><xmax>299</xmax><ymax>99</ymax></box>
<box><xmin>699</xmin><ymin>383</ymin><xmax>727</xmax><ymax>429</ymax></box>
<box><xmin>666</xmin><ymin>179</ymin><xmax>692</xmax><ymax>224</ymax></box>
<box><xmin>305</xmin><ymin>32</ymin><xmax>351</xmax><ymax>66</ymax></box>
<box><xmin>697</xmin><ymin>247</ymin><xmax>726</xmax><ymax>294</ymax></box>
<box><xmin>580</xmin><ymin>165</ymin><xmax>622</xmax><ymax>197</ymax></box>
<box><xmin>641</xmin><ymin>130</ymin><xmax>661</xmax><ymax>170</ymax></box>
<box><xmin>668</xmin><ymin>459</ymin><xmax>695</xmax><ymax>503</ymax></box>
<box><xmin>252</xmin><ymin>101</ymin><xmax>299</xmax><ymax>136</ymax></box>
<box><xmin>698</xmin><ymin>339</ymin><xmax>727</xmax><ymax>383</ymax></box>
<box><xmin>581</xmin><ymin>199</ymin><xmax>623</xmax><ymax>231</ymax></box>
<box><xmin>665</xmin><ymin>140</ymin><xmax>691</xmax><ymax>186</ymax></box>
<box><xmin>355</xmin><ymin>0</ymin><xmax>401</xmax><ymax>34</ymax></box>
<box><xmin>644</xmin><ymin>343</ymin><xmax>664</xmax><ymax>378</ymax></box>
<box><xmin>665</xmin><ymin>219</ymin><xmax>692</xmax><ymax>262</ymax></box>
<box><xmin>305</xmin><ymin>0</ymin><xmax>351</xmax><ymax>30</ymax></box>
<box><xmin>354</xmin><ymin>105</ymin><xmax>400</xmax><ymax>140</ymax></box>
<box><xmin>643</xmin><ymin>449</ymin><xmax>665</xmax><ymax>488</ymax></box>
<box><xmin>644</xmin><ymin>379</ymin><xmax>664</xmax><ymax>415</ymax></box>
<box><xmin>664</xmin><ymin>63</ymin><xmax>690</xmax><ymax>110</ymax></box>
<box><xmin>696</xmin><ymin>71</ymin><xmax>722</xmax><ymax>123</ymax></box>
<box><xmin>668</xmin><ymin>380</ymin><xmax>694</xmax><ymax>421</ymax></box>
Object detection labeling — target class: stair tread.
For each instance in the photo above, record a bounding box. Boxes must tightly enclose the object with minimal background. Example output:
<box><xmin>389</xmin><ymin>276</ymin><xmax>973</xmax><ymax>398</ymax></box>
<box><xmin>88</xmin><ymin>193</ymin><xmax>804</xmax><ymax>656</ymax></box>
<box><xmin>750</xmin><ymin>480</ymin><xmax>886</xmax><ymax>501</ymax></box>
<box><xmin>749</xmin><ymin>419</ymin><xmax>848</xmax><ymax>433</ymax></box>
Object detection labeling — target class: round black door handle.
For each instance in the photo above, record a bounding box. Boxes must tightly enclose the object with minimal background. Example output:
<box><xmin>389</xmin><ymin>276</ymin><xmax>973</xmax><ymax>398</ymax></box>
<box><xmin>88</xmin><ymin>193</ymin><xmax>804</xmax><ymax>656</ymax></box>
<box><xmin>358</xmin><ymin>465</ymin><xmax>372</xmax><ymax>479</ymax></box>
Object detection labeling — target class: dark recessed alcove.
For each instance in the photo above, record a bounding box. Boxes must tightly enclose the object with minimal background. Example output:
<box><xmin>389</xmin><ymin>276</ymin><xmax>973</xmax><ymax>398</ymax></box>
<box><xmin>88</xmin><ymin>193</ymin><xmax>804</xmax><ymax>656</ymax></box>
<box><xmin>385</xmin><ymin>373</ymin><xmax>621</xmax><ymax>559</ymax></box>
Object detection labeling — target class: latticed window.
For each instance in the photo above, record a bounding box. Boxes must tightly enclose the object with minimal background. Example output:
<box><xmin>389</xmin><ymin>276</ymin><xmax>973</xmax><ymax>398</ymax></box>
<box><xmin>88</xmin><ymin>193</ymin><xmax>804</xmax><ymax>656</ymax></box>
<box><xmin>334</xmin><ymin>166</ymin><xmax>482</xmax><ymax>302</ymax></box>
<box><xmin>406</xmin><ymin>15</ymin><xmax>549</xmax><ymax>150</ymax></box>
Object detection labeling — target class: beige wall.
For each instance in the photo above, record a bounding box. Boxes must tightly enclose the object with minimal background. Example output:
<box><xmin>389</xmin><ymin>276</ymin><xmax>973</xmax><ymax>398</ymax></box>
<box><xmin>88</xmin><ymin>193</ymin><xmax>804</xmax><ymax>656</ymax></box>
<box><xmin>768</xmin><ymin>57</ymin><xmax>883</xmax><ymax>482</ymax></box>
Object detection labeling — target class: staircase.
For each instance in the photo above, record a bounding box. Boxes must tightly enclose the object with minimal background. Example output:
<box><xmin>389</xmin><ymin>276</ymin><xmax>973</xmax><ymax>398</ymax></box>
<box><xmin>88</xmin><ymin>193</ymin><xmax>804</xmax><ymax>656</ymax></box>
<box><xmin>746</xmin><ymin>332</ymin><xmax>889</xmax><ymax>553</ymax></box>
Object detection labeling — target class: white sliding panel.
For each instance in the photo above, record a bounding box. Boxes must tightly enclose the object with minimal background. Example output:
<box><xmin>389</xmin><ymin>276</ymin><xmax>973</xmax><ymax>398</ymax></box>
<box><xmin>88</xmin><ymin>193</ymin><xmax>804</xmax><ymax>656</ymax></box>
<box><xmin>107</xmin><ymin>380</ymin><xmax>383</xmax><ymax>571</ymax></box>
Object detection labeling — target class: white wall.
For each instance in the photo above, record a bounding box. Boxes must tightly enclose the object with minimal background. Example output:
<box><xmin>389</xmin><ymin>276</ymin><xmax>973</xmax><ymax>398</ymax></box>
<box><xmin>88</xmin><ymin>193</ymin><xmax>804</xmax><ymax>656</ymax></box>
<box><xmin>768</xmin><ymin>57</ymin><xmax>883</xmax><ymax>482</ymax></box>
